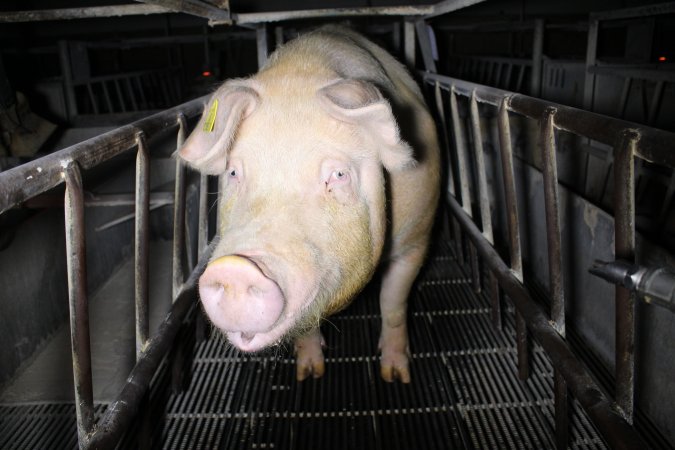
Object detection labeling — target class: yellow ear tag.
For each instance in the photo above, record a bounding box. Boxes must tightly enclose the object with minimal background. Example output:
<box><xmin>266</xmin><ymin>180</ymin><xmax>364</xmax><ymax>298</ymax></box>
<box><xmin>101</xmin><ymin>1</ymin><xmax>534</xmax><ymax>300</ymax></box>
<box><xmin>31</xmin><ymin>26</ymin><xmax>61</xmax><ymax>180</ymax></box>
<box><xmin>203</xmin><ymin>99</ymin><xmax>219</xmax><ymax>132</ymax></box>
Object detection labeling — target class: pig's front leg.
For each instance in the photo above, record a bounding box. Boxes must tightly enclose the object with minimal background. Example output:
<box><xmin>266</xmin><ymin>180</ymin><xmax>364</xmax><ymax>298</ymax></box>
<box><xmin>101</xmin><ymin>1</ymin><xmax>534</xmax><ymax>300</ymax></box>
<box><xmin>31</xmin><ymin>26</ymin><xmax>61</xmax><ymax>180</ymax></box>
<box><xmin>294</xmin><ymin>327</ymin><xmax>326</xmax><ymax>381</ymax></box>
<box><xmin>379</xmin><ymin>248</ymin><xmax>425</xmax><ymax>383</ymax></box>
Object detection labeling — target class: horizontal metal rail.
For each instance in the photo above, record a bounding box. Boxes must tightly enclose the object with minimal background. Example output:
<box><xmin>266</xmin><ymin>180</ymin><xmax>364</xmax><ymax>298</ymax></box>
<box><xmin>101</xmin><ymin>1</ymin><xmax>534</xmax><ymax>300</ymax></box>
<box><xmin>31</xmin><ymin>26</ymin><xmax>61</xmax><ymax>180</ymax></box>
<box><xmin>0</xmin><ymin>97</ymin><xmax>205</xmax><ymax>215</ymax></box>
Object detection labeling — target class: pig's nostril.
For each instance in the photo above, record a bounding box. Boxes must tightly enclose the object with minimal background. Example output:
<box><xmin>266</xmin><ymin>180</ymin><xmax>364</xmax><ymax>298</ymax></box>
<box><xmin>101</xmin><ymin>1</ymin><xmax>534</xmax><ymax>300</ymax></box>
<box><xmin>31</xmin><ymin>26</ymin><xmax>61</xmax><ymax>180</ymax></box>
<box><xmin>241</xmin><ymin>332</ymin><xmax>256</xmax><ymax>344</ymax></box>
<box><xmin>248</xmin><ymin>285</ymin><xmax>262</xmax><ymax>297</ymax></box>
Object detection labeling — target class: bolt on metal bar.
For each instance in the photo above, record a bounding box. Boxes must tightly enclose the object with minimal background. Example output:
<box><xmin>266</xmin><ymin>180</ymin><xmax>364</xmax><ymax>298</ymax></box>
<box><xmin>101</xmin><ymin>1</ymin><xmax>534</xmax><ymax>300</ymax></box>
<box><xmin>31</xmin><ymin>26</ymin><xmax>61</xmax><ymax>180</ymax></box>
<box><xmin>64</xmin><ymin>162</ymin><xmax>94</xmax><ymax>447</ymax></box>
<box><xmin>449</xmin><ymin>86</ymin><xmax>473</xmax><ymax>217</ymax></box>
<box><xmin>540</xmin><ymin>107</ymin><xmax>569</xmax><ymax>449</ymax></box>
<box><xmin>469</xmin><ymin>90</ymin><xmax>493</xmax><ymax>244</ymax></box>
<box><xmin>434</xmin><ymin>81</ymin><xmax>456</xmax><ymax>196</ymax></box>
<box><xmin>173</xmin><ymin>114</ymin><xmax>188</xmax><ymax>300</ymax></box>
<box><xmin>497</xmin><ymin>97</ymin><xmax>529</xmax><ymax>380</ymax></box>
<box><xmin>134</xmin><ymin>132</ymin><xmax>150</xmax><ymax>359</ymax></box>
<box><xmin>198</xmin><ymin>174</ymin><xmax>209</xmax><ymax>259</ymax></box>
<box><xmin>445</xmin><ymin>192</ymin><xmax>648</xmax><ymax>450</ymax></box>
<box><xmin>614</xmin><ymin>129</ymin><xmax>639</xmax><ymax>424</ymax></box>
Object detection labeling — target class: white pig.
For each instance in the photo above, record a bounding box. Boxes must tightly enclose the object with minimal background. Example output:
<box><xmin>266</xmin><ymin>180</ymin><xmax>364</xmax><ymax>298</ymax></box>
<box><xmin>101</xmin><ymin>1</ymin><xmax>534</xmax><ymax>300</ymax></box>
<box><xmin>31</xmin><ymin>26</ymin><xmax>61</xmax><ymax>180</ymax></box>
<box><xmin>179</xmin><ymin>25</ymin><xmax>440</xmax><ymax>383</ymax></box>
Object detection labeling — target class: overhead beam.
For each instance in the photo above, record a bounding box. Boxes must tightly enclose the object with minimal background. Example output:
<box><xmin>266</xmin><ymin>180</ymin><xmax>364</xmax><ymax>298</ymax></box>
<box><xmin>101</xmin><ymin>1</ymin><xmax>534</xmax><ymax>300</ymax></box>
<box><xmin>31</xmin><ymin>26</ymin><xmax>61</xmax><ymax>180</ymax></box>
<box><xmin>135</xmin><ymin>0</ymin><xmax>230</xmax><ymax>22</ymax></box>
<box><xmin>425</xmin><ymin>0</ymin><xmax>488</xmax><ymax>19</ymax></box>
<box><xmin>0</xmin><ymin>5</ymin><xmax>170</xmax><ymax>23</ymax></box>
<box><xmin>228</xmin><ymin>6</ymin><xmax>434</xmax><ymax>26</ymax></box>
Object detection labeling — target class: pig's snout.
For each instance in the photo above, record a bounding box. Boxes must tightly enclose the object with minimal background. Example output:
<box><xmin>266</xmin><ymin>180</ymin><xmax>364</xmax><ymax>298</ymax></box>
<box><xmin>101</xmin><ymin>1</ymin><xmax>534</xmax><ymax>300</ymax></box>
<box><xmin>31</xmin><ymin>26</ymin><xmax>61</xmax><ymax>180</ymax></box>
<box><xmin>199</xmin><ymin>255</ymin><xmax>284</xmax><ymax>341</ymax></box>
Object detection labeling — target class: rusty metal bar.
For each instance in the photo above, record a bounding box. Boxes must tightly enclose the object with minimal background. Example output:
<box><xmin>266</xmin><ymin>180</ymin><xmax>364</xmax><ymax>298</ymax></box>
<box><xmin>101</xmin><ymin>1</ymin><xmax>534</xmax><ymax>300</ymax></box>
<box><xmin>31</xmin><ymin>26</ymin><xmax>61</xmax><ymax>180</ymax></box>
<box><xmin>614</xmin><ymin>130</ymin><xmax>638</xmax><ymax>424</ymax></box>
<box><xmin>541</xmin><ymin>107</ymin><xmax>569</xmax><ymax>448</ymax></box>
<box><xmin>445</xmin><ymin>192</ymin><xmax>647</xmax><ymax>450</ymax></box>
<box><xmin>468</xmin><ymin>90</ymin><xmax>493</xmax><ymax>243</ymax></box>
<box><xmin>497</xmin><ymin>97</ymin><xmax>529</xmax><ymax>380</ymax></box>
<box><xmin>173</xmin><ymin>114</ymin><xmax>188</xmax><ymax>299</ymax></box>
<box><xmin>0</xmin><ymin>97</ymin><xmax>204</xmax><ymax>215</ymax></box>
<box><xmin>541</xmin><ymin>108</ymin><xmax>565</xmax><ymax>336</ymax></box>
<box><xmin>449</xmin><ymin>86</ymin><xmax>472</xmax><ymax>217</ymax></box>
<box><xmin>134</xmin><ymin>133</ymin><xmax>150</xmax><ymax>359</ymax></box>
<box><xmin>64</xmin><ymin>162</ymin><xmax>94</xmax><ymax>447</ymax></box>
<box><xmin>583</xmin><ymin>19</ymin><xmax>599</xmax><ymax>111</ymax></box>
<box><xmin>0</xmin><ymin>4</ymin><xmax>169</xmax><ymax>23</ymax></box>
<box><xmin>231</xmin><ymin>5</ymin><xmax>434</xmax><ymax>25</ymax></box>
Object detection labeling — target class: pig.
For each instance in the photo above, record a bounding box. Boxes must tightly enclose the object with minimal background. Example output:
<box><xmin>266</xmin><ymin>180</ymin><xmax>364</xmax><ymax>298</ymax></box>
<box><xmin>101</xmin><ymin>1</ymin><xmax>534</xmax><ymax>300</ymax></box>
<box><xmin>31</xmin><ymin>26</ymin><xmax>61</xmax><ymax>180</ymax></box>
<box><xmin>178</xmin><ymin>25</ymin><xmax>440</xmax><ymax>383</ymax></box>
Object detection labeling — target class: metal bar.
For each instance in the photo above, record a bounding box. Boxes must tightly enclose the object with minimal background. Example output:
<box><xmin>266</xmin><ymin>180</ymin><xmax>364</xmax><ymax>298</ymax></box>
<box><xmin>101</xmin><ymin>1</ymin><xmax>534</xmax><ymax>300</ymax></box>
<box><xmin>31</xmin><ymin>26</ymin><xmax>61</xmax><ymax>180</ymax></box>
<box><xmin>135</xmin><ymin>0</ymin><xmax>230</xmax><ymax>21</ymax></box>
<box><xmin>134</xmin><ymin>132</ymin><xmax>150</xmax><ymax>359</ymax></box>
<box><xmin>231</xmin><ymin>6</ymin><xmax>434</xmax><ymax>25</ymax></box>
<box><xmin>173</xmin><ymin>114</ymin><xmax>188</xmax><ymax>299</ymax></box>
<box><xmin>469</xmin><ymin>90</ymin><xmax>493</xmax><ymax>243</ymax></box>
<box><xmin>469</xmin><ymin>242</ymin><xmax>481</xmax><ymax>294</ymax></box>
<box><xmin>0</xmin><ymin>4</ymin><xmax>170</xmax><ymax>23</ymax></box>
<box><xmin>415</xmin><ymin>20</ymin><xmax>437</xmax><ymax>73</ymax></box>
<box><xmin>590</xmin><ymin>1</ymin><xmax>675</xmax><ymax>21</ymax></box>
<box><xmin>86</xmin><ymin>84</ymin><xmax>99</xmax><ymax>115</ymax></box>
<box><xmin>588</xmin><ymin>65</ymin><xmax>675</xmax><ymax>83</ymax></box>
<box><xmin>449</xmin><ymin>87</ymin><xmax>472</xmax><ymax>216</ymax></box>
<box><xmin>198</xmin><ymin>174</ymin><xmax>209</xmax><ymax>259</ymax></box>
<box><xmin>421</xmin><ymin>72</ymin><xmax>675</xmax><ymax>169</ymax></box>
<box><xmin>425</xmin><ymin>0</ymin><xmax>488</xmax><ymax>20</ymax></box>
<box><xmin>256</xmin><ymin>24</ymin><xmax>268</xmax><ymax>69</ymax></box>
<box><xmin>114</xmin><ymin>80</ymin><xmax>127</xmax><ymax>113</ymax></box>
<box><xmin>64</xmin><ymin>163</ymin><xmax>94</xmax><ymax>447</ymax></box>
<box><xmin>530</xmin><ymin>19</ymin><xmax>544</xmax><ymax>97</ymax></box>
<box><xmin>83</xmin><ymin>257</ymin><xmax>208</xmax><ymax>449</ymax></box>
<box><xmin>583</xmin><ymin>19</ymin><xmax>599</xmax><ymax>110</ymax></box>
<box><xmin>58</xmin><ymin>41</ymin><xmax>78</xmax><ymax>120</ymax></box>
<box><xmin>0</xmin><ymin>96</ymin><xmax>204</xmax><ymax>215</ymax></box>
<box><xmin>497</xmin><ymin>98</ymin><xmax>523</xmax><ymax>280</ymax></box>
<box><xmin>434</xmin><ymin>81</ymin><xmax>455</xmax><ymax>196</ymax></box>
<box><xmin>445</xmin><ymin>192</ymin><xmax>647</xmax><ymax>450</ymax></box>
<box><xmin>124</xmin><ymin>78</ymin><xmax>138</xmax><ymax>111</ymax></box>
<box><xmin>614</xmin><ymin>130</ymin><xmax>638</xmax><ymax>424</ymax></box>
<box><xmin>403</xmin><ymin>20</ymin><xmax>416</xmax><ymax>68</ymax></box>
<box><xmin>541</xmin><ymin>107</ymin><xmax>565</xmax><ymax>335</ymax></box>
<box><xmin>101</xmin><ymin>81</ymin><xmax>114</xmax><ymax>113</ymax></box>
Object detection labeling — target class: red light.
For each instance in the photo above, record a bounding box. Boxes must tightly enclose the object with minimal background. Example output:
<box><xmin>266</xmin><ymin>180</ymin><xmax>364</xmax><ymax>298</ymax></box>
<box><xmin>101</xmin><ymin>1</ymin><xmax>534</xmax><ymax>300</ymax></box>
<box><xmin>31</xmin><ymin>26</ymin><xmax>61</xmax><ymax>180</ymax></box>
<box><xmin>658</xmin><ymin>56</ymin><xmax>667</xmax><ymax>62</ymax></box>
<box><xmin>202</xmin><ymin>71</ymin><xmax>212</xmax><ymax>77</ymax></box>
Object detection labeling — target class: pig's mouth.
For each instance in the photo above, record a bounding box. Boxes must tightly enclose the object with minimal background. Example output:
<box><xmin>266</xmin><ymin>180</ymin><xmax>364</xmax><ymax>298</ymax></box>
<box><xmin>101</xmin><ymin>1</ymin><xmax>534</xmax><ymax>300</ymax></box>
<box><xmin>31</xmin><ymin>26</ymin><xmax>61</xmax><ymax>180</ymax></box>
<box><xmin>199</xmin><ymin>254</ymin><xmax>317</xmax><ymax>353</ymax></box>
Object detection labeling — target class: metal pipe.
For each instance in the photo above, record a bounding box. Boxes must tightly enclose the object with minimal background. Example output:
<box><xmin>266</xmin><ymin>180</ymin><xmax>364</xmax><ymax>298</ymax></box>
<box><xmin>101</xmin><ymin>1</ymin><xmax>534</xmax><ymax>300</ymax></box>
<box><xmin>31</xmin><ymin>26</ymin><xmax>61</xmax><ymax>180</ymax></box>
<box><xmin>64</xmin><ymin>163</ymin><xmax>94</xmax><ymax>447</ymax></box>
<box><xmin>445</xmin><ymin>192</ymin><xmax>647</xmax><ymax>450</ymax></box>
<box><xmin>173</xmin><ymin>114</ymin><xmax>188</xmax><ymax>300</ymax></box>
<box><xmin>613</xmin><ymin>130</ymin><xmax>638</xmax><ymax>424</ymax></box>
<box><xmin>468</xmin><ymin>90</ymin><xmax>493</xmax><ymax>243</ymax></box>
<box><xmin>434</xmin><ymin>81</ymin><xmax>455</xmax><ymax>196</ymax></box>
<box><xmin>134</xmin><ymin>132</ymin><xmax>150</xmax><ymax>359</ymax></box>
<box><xmin>449</xmin><ymin>87</ymin><xmax>472</xmax><ymax>217</ymax></box>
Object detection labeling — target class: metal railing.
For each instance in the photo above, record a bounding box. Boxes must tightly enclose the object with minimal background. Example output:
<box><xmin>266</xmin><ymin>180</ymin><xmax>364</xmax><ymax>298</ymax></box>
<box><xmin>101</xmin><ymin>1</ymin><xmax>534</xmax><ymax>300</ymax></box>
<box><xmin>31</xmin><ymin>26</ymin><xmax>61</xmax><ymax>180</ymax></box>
<box><xmin>423</xmin><ymin>71</ymin><xmax>675</xmax><ymax>449</ymax></box>
<box><xmin>0</xmin><ymin>96</ymin><xmax>211</xmax><ymax>448</ymax></box>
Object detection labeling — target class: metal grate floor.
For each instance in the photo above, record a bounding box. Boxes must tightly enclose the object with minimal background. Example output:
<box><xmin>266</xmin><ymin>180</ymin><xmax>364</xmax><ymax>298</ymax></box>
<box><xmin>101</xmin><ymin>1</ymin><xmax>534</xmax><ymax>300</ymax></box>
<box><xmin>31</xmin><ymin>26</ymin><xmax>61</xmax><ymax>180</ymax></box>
<box><xmin>0</xmin><ymin>243</ymin><xmax>609</xmax><ymax>449</ymax></box>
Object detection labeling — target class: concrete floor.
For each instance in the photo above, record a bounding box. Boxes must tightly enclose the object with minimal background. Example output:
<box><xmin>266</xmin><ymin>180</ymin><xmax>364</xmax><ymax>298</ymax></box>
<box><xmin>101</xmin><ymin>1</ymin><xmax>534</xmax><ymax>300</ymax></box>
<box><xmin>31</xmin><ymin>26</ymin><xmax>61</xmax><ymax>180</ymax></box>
<box><xmin>0</xmin><ymin>240</ymin><xmax>174</xmax><ymax>403</ymax></box>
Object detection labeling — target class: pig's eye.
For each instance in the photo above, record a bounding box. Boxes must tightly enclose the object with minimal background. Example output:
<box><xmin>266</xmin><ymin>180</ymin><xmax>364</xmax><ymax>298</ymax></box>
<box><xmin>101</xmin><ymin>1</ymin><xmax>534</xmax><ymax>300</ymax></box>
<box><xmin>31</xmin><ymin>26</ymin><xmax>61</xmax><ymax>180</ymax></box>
<box><xmin>228</xmin><ymin>168</ymin><xmax>237</xmax><ymax>178</ymax></box>
<box><xmin>330</xmin><ymin>170</ymin><xmax>349</xmax><ymax>182</ymax></box>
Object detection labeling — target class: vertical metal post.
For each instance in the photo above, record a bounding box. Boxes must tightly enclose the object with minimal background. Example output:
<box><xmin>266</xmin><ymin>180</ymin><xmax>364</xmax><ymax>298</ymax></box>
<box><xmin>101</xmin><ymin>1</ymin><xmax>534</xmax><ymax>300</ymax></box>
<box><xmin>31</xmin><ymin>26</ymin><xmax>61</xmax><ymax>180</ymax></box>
<box><xmin>256</xmin><ymin>24</ymin><xmax>269</xmax><ymax>69</ymax></box>
<box><xmin>497</xmin><ymin>97</ymin><xmax>529</xmax><ymax>380</ymax></box>
<box><xmin>531</xmin><ymin>19</ymin><xmax>544</xmax><ymax>97</ymax></box>
<box><xmin>490</xmin><ymin>271</ymin><xmax>502</xmax><ymax>330</ymax></box>
<box><xmin>449</xmin><ymin>87</ymin><xmax>472</xmax><ymax>217</ymax></box>
<box><xmin>434</xmin><ymin>81</ymin><xmax>455</xmax><ymax>196</ymax></box>
<box><xmin>58</xmin><ymin>41</ymin><xmax>78</xmax><ymax>120</ymax></box>
<box><xmin>469</xmin><ymin>243</ymin><xmax>481</xmax><ymax>294</ymax></box>
<box><xmin>135</xmin><ymin>133</ymin><xmax>150</xmax><ymax>358</ymax></box>
<box><xmin>274</xmin><ymin>26</ymin><xmax>284</xmax><ymax>49</ymax></box>
<box><xmin>173</xmin><ymin>114</ymin><xmax>187</xmax><ymax>299</ymax></box>
<box><xmin>583</xmin><ymin>19</ymin><xmax>599</xmax><ymax>111</ymax></box>
<box><xmin>64</xmin><ymin>162</ymin><xmax>94</xmax><ymax>447</ymax></box>
<box><xmin>469</xmin><ymin>90</ymin><xmax>493</xmax><ymax>244</ymax></box>
<box><xmin>415</xmin><ymin>20</ymin><xmax>437</xmax><ymax>73</ymax></box>
<box><xmin>403</xmin><ymin>20</ymin><xmax>416</xmax><ymax>68</ymax></box>
<box><xmin>614</xmin><ymin>130</ymin><xmax>638</xmax><ymax>424</ymax></box>
<box><xmin>541</xmin><ymin>107</ymin><xmax>569</xmax><ymax>448</ymax></box>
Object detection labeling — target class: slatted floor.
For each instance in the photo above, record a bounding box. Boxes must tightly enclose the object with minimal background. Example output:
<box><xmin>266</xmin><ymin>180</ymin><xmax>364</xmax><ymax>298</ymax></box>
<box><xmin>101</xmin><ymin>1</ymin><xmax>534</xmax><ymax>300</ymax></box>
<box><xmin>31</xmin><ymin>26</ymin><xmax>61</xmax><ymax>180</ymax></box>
<box><xmin>0</xmin><ymin>243</ymin><xmax>609</xmax><ymax>449</ymax></box>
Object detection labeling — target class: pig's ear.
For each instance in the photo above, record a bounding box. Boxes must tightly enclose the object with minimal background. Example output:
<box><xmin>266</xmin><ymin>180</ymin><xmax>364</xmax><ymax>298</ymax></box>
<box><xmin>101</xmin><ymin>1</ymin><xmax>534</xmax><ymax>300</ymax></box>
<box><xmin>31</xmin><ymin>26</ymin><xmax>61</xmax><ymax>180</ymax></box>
<box><xmin>318</xmin><ymin>79</ymin><xmax>414</xmax><ymax>172</ymax></box>
<box><xmin>178</xmin><ymin>81</ymin><xmax>259</xmax><ymax>174</ymax></box>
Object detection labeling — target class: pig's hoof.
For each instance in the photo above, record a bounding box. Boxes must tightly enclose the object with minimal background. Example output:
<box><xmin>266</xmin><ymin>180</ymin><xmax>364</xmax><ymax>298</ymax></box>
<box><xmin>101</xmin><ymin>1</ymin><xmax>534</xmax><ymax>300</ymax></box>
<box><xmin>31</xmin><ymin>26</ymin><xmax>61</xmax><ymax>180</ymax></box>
<box><xmin>380</xmin><ymin>352</ymin><xmax>411</xmax><ymax>383</ymax></box>
<box><xmin>294</xmin><ymin>333</ymin><xmax>326</xmax><ymax>381</ymax></box>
